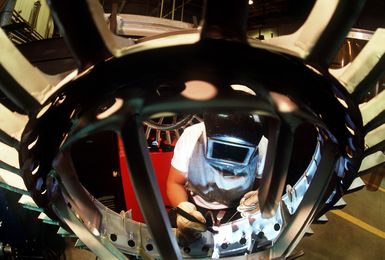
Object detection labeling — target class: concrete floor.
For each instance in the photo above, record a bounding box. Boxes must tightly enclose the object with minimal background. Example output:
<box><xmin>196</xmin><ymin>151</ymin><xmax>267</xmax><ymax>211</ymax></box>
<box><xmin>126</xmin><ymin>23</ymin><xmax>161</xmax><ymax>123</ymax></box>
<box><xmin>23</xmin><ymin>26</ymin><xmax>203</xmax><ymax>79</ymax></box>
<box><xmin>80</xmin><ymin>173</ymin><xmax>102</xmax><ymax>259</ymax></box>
<box><xmin>296</xmin><ymin>175</ymin><xmax>385</xmax><ymax>260</ymax></box>
<box><xmin>61</xmin><ymin>175</ymin><xmax>385</xmax><ymax>260</ymax></box>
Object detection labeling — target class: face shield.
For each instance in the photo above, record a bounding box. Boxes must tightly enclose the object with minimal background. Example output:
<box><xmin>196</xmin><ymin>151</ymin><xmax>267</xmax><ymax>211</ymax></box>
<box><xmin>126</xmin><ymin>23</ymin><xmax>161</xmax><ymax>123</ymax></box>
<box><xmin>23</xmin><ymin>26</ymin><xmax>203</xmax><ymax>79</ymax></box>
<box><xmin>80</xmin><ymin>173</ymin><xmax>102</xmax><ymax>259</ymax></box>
<box><xmin>203</xmin><ymin>113</ymin><xmax>262</xmax><ymax>176</ymax></box>
<box><xmin>206</xmin><ymin>137</ymin><xmax>257</xmax><ymax>166</ymax></box>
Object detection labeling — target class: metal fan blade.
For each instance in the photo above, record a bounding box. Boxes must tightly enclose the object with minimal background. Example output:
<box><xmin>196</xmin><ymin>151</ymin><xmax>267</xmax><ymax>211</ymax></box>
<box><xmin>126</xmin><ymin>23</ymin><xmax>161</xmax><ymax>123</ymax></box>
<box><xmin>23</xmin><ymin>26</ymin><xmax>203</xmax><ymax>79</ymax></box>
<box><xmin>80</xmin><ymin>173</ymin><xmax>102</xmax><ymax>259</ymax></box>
<box><xmin>47</xmin><ymin>0</ymin><xmax>112</xmax><ymax>69</ymax></box>
<box><xmin>330</xmin><ymin>28</ymin><xmax>385</xmax><ymax>98</ymax></box>
<box><xmin>265</xmin><ymin>0</ymin><xmax>365</xmax><ymax>66</ymax></box>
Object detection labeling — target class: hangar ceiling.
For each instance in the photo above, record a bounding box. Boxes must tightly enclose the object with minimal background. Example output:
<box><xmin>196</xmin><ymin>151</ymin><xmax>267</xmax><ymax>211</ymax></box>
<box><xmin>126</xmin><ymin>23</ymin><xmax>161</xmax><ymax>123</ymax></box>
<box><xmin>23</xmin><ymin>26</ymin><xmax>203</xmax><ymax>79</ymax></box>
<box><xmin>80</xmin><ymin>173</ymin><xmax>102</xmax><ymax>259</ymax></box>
<box><xmin>98</xmin><ymin>0</ymin><xmax>384</xmax><ymax>32</ymax></box>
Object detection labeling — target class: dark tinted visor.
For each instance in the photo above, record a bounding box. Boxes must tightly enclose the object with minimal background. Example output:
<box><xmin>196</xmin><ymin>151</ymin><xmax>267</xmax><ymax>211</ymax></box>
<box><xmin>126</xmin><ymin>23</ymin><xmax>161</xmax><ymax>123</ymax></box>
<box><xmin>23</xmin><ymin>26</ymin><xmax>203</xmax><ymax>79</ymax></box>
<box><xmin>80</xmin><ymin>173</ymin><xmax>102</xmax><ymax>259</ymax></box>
<box><xmin>206</xmin><ymin>138</ymin><xmax>256</xmax><ymax>166</ymax></box>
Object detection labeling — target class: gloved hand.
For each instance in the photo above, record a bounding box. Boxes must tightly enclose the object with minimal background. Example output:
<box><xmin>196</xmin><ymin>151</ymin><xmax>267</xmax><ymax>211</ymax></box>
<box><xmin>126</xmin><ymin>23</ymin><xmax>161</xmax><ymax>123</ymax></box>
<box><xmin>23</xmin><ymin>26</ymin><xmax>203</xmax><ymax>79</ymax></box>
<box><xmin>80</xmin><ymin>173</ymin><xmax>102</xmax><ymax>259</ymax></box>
<box><xmin>176</xmin><ymin>202</ymin><xmax>206</xmax><ymax>245</ymax></box>
<box><xmin>238</xmin><ymin>190</ymin><xmax>260</xmax><ymax>217</ymax></box>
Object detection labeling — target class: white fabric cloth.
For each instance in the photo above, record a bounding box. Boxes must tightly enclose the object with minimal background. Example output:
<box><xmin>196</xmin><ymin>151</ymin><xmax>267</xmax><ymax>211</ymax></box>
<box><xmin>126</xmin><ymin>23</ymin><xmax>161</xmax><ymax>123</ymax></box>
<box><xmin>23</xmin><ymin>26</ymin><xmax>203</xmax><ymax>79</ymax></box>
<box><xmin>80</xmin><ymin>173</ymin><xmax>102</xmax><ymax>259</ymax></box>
<box><xmin>171</xmin><ymin>122</ymin><xmax>206</xmax><ymax>175</ymax></box>
<box><xmin>171</xmin><ymin>122</ymin><xmax>268</xmax><ymax>209</ymax></box>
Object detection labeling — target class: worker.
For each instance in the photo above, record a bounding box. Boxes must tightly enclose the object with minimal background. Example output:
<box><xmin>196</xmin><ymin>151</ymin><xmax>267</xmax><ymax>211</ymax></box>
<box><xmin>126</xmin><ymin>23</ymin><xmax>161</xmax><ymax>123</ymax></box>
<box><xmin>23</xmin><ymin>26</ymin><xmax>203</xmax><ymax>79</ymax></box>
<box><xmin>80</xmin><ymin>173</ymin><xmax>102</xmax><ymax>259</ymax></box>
<box><xmin>167</xmin><ymin>112</ymin><xmax>267</xmax><ymax>244</ymax></box>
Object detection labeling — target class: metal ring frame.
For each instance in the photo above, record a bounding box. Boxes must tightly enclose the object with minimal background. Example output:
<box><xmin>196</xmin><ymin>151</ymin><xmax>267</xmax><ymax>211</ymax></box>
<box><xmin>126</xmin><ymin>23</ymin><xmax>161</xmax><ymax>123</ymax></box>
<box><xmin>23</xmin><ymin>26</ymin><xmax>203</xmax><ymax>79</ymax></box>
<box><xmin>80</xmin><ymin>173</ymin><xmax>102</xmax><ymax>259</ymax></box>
<box><xmin>1</xmin><ymin>0</ymin><xmax>383</xmax><ymax>259</ymax></box>
<box><xmin>19</xmin><ymin>39</ymin><xmax>363</xmax><ymax>259</ymax></box>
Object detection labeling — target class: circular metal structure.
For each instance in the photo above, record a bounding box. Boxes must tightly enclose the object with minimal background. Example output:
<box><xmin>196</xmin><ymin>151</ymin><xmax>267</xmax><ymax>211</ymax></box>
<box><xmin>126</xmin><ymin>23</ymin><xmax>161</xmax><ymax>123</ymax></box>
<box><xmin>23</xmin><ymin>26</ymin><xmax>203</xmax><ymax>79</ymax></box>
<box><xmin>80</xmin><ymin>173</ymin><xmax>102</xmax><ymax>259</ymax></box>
<box><xmin>0</xmin><ymin>0</ymin><xmax>384</xmax><ymax>259</ymax></box>
<box><xmin>19</xmin><ymin>39</ymin><xmax>364</xmax><ymax>258</ymax></box>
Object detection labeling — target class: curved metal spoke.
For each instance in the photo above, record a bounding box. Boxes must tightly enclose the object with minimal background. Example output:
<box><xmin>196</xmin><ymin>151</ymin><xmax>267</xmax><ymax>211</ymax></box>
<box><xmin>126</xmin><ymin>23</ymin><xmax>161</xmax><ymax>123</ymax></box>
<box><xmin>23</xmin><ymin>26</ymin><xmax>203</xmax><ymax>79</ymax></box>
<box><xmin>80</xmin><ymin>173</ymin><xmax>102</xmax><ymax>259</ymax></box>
<box><xmin>0</xmin><ymin>103</ymin><xmax>28</xmax><ymax>140</ymax></box>
<box><xmin>306</xmin><ymin>0</ymin><xmax>366</xmax><ymax>65</ymax></box>
<box><xmin>119</xmin><ymin>115</ymin><xmax>181</xmax><ymax>260</ymax></box>
<box><xmin>0</xmin><ymin>30</ymin><xmax>55</xmax><ymax>113</ymax></box>
<box><xmin>360</xmin><ymin>87</ymin><xmax>385</xmax><ymax>128</ymax></box>
<box><xmin>364</xmin><ymin>125</ymin><xmax>385</xmax><ymax>155</ymax></box>
<box><xmin>364</xmin><ymin>110</ymin><xmax>385</xmax><ymax>135</ymax></box>
<box><xmin>273</xmin><ymin>136</ymin><xmax>339</xmax><ymax>257</ymax></box>
<box><xmin>47</xmin><ymin>0</ymin><xmax>112</xmax><ymax>70</ymax></box>
<box><xmin>0</xmin><ymin>65</ymin><xmax>40</xmax><ymax>113</ymax></box>
<box><xmin>0</xmin><ymin>129</ymin><xmax>19</xmax><ymax>149</ymax></box>
<box><xmin>264</xmin><ymin>0</ymin><xmax>366</xmax><ymax>66</ymax></box>
<box><xmin>200</xmin><ymin>0</ymin><xmax>249</xmax><ymax>42</ymax></box>
<box><xmin>330</xmin><ymin>28</ymin><xmax>385</xmax><ymax>98</ymax></box>
<box><xmin>259</xmin><ymin>121</ymin><xmax>293</xmax><ymax>218</ymax></box>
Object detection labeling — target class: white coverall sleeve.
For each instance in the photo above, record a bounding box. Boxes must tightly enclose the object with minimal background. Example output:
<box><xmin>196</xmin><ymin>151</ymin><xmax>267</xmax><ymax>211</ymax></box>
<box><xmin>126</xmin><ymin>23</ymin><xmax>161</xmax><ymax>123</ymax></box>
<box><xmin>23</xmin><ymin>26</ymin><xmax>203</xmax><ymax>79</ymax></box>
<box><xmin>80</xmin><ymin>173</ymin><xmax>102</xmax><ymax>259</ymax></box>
<box><xmin>171</xmin><ymin>123</ymin><xmax>204</xmax><ymax>176</ymax></box>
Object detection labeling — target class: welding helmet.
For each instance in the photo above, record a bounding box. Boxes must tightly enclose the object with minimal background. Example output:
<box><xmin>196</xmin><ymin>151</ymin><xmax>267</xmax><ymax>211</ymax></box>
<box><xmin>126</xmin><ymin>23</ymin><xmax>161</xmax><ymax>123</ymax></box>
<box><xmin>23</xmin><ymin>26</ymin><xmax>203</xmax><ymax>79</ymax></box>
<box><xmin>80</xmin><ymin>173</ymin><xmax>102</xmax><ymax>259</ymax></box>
<box><xmin>203</xmin><ymin>112</ymin><xmax>263</xmax><ymax>175</ymax></box>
